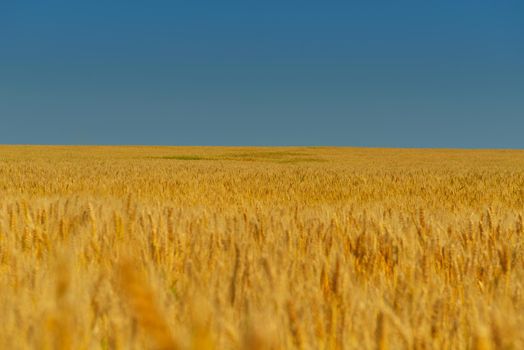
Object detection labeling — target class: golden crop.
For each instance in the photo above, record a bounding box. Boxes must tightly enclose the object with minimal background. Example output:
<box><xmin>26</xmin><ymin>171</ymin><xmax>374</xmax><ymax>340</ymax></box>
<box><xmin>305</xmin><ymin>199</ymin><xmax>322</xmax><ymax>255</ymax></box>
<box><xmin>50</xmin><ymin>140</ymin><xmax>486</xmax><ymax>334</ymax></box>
<box><xmin>0</xmin><ymin>145</ymin><xmax>523</xmax><ymax>349</ymax></box>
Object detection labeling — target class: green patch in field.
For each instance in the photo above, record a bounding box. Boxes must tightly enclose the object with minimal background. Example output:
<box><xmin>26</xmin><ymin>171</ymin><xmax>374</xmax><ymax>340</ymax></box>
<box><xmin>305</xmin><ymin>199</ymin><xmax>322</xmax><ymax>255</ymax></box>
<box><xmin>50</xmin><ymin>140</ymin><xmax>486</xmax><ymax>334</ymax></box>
<box><xmin>157</xmin><ymin>150</ymin><xmax>325</xmax><ymax>163</ymax></box>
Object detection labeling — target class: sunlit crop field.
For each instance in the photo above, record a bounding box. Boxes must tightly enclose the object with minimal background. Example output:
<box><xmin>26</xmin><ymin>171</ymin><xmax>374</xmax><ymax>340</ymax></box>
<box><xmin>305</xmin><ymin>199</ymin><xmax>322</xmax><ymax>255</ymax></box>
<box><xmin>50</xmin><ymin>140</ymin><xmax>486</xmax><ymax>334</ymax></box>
<box><xmin>1</xmin><ymin>146</ymin><xmax>523</xmax><ymax>349</ymax></box>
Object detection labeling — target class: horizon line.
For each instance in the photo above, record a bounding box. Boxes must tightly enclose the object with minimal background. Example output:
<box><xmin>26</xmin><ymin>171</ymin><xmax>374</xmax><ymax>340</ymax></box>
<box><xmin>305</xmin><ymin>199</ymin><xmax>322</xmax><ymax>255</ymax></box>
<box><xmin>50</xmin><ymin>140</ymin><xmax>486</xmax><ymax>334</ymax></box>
<box><xmin>0</xmin><ymin>144</ymin><xmax>523</xmax><ymax>151</ymax></box>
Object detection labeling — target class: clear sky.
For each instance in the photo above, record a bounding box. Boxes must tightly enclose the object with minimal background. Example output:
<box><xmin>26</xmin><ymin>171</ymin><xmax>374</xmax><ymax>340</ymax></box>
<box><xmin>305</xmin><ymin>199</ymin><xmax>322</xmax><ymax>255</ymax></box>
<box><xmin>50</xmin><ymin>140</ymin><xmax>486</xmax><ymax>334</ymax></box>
<box><xmin>1</xmin><ymin>1</ymin><xmax>523</xmax><ymax>147</ymax></box>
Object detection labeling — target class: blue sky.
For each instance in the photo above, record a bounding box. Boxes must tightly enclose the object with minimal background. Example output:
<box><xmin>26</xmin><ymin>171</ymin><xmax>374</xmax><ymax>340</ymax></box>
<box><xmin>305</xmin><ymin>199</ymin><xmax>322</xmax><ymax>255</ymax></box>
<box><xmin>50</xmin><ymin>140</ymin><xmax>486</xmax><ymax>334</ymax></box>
<box><xmin>1</xmin><ymin>1</ymin><xmax>523</xmax><ymax>147</ymax></box>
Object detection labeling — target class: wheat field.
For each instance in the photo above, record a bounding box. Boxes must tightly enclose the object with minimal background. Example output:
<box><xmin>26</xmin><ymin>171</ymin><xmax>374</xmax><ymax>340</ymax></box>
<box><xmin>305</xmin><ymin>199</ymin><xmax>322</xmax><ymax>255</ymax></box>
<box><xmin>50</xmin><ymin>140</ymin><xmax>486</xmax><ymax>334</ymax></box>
<box><xmin>0</xmin><ymin>145</ymin><xmax>523</xmax><ymax>349</ymax></box>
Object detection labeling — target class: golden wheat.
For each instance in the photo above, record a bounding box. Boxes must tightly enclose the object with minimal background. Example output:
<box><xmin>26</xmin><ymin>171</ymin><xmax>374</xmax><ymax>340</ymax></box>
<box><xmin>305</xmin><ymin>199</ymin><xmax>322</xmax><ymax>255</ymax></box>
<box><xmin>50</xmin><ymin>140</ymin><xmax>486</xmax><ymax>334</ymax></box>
<box><xmin>0</xmin><ymin>145</ymin><xmax>523</xmax><ymax>349</ymax></box>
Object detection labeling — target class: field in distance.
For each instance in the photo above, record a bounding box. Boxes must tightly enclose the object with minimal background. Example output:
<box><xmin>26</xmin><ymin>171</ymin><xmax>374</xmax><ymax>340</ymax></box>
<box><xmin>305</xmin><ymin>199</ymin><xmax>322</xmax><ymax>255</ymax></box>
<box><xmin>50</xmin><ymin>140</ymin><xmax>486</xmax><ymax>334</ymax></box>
<box><xmin>0</xmin><ymin>145</ymin><xmax>523</xmax><ymax>349</ymax></box>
